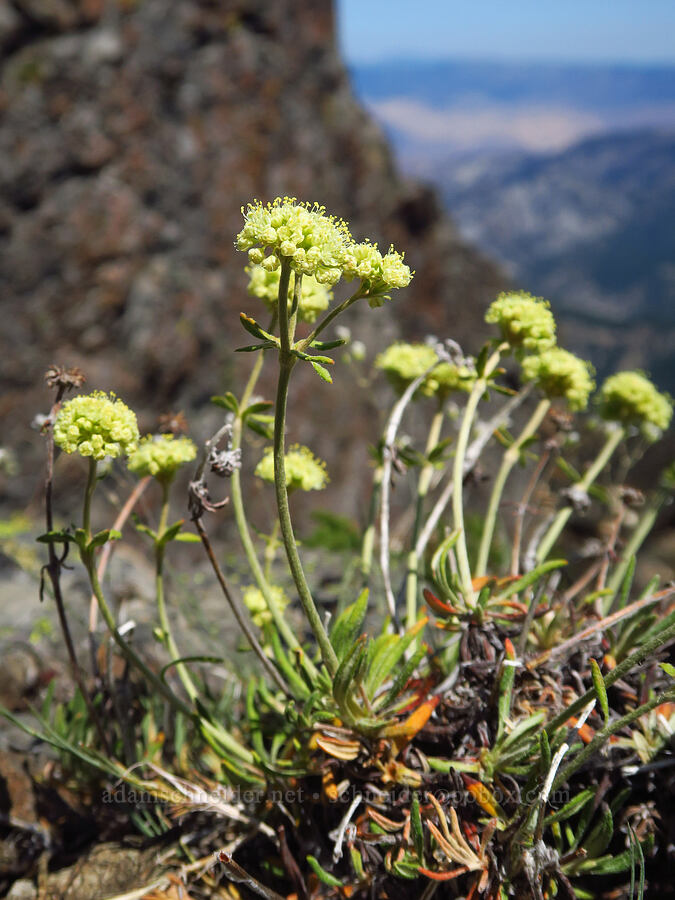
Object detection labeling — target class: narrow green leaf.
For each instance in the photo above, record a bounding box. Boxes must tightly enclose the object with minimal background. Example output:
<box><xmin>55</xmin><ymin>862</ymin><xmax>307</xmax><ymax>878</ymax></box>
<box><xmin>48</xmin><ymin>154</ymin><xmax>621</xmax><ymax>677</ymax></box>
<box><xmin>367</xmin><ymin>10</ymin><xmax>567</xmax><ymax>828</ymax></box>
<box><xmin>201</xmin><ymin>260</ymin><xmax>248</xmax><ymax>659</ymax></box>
<box><xmin>242</xmin><ymin>401</ymin><xmax>273</xmax><ymax>419</ymax></box>
<box><xmin>330</xmin><ymin>588</ymin><xmax>369</xmax><ymax>660</ymax></box>
<box><xmin>543</xmin><ymin>788</ymin><xmax>594</xmax><ymax>826</ymax></box>
<box><xmin>174</xmin><ymin>532</ymin><xmax>201</xmax><ymax>543</ymax></box>
<box><xmin>235</xmin><ymin>341</ymin><xmax>278</xmax><ymax>353</ymax></box>
<box><xmin>364</xmin><ymin>619</ymin><xmax>426</xmax><ymax>697</ymax></box>
<box><xmin>87</xmin><ymin>528</ymin><xmax>122</xmax><ymax>552</ymax></box>
<box><xmin>36</xmin><ymin>529</ymin><xmax>76</xmax><ymax>545</ymax></box>
<box><xmin>590</xmin><ymin>658</ymin><xmax>609</xmax><ymax>726</ymax></box>
<box><xmin>581</xmin><ymin>806</ymin><xmax>613</xmax><ymax>858</ymax></box>
<box><xmin>239</xmin><ymin>313</ymin><xmax>278</xmax><ymax>343</ymax></box>
<box><xmin>497</xmin><ymin>559</ymin><xmax>567</xmax><ymax>600</ymax></box>
<box><xmin>618</xmin><ymin>555</ymin><xmax>636</xmax><ymax>610</ymax></box>
<box><xmin>311</xmin><ymin>338</ymin><xmax>347</xmax><ymax>350</ymax></box>
<box><xmin>210</xmin><ymin>392</ymin><xmax>239</xmax><ymax>413</ymax></box>
<box><xmin>333</xmin><ymin>635</ymin><xmax>368</xmax><ymax>707</ymax></box>
<box><xmin>306</xmin><ymin>856</ymin><xmax>343</xmax><ymax>887</ymax></box>
<box><xmin>311</xmin><ymin>361</ymin><xmax>333</xmax><ymax>383</ymax></box>
<box><xmin>660</xmin><ymin>662</ymin><xmax>675</xmax><ymax>679</ymax></box>
<box><xmin>411</xmin><ymin>792</ymin><xmax>425</xmax><ymax>863</ymax></box>
<box><xmin>380</xmin><ymin>645</ymin><xmax>427</xmax><ymax>709</ymax></box>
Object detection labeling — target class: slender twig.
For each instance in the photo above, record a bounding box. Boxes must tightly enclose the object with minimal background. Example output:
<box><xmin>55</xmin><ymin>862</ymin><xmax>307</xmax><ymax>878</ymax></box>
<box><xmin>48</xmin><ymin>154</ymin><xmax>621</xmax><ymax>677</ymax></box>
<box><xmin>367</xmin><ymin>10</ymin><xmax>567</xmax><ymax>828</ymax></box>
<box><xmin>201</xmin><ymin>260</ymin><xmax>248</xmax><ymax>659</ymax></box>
<box><xmin>535</xmin><ymin>425</ymin><xmax>625</xmax><ymax>564</ymax></box>
<box><xmin>360</xmin><ymin>463</ymin><xmax>383</xmax><ymax>586</ymax></box>
<box><xmin>415</xmin><ymin>384</ymin><xmax>531</xmax><ymax>561</ymax></box>
<box><xmin>604</xmin><ymin>490</ymin><xmax>666</xmax><ymax>614</ymax></box>
<box><xmin>193</xmin><ymin>516</ymin><xmax>289</xmax><ymax>694</ymax></box>
<box><xmin>526</xmin><ymin>585</ymin><xmax>675</xmax><ymax>670</ymax></box>
<box><xmin>380</xmin><ymin>363</ymin><xmax>440</xmax><ymax>626</ymax></box>
<box><xmin>218</xmin><ymin>852</ymin><xmax>286</xmax><ymax>900</ymax></box>
<box><xmin>452</xmin><ymin>344</ymin><xmax>507</xmax><ymax>606</ymax></box>
<box><xmin>88</xmin><ymin>475</ymin><xmax>151</xmax><ymax>643</ymax></box>
<box><xmin>511</xmin><ymin>448</ymin><xmax>550</xmax><ymax>576</ymax></box>
<box><xmin>155</xmin><ymin>481</ymin><xmax>198</xmax><ymax>701</ymax></box>
<box><xmin>476</xmin><ymin>397</ymin><xmax>550</xmax><ymax>577</ymax></box>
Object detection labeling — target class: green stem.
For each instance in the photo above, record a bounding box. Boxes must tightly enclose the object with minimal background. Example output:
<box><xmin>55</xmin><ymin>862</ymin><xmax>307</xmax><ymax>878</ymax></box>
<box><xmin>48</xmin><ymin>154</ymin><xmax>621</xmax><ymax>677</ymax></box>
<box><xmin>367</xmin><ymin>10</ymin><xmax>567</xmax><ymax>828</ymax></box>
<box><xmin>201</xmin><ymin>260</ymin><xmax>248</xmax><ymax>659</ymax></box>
<box><xmin>360</xmin><ymin>465</ymin><xmax>383</xmax><ymax>586</ymax></box>
<box><xmin>536</xmin><ymin>425</ymin><xmax>625</xmax><ymax>564</ymax></box>
<box><xmin>228</xmin><ymin>312</ymin><xmax>317</xmax><ymax>679</ymax></box>
<box><xmin>299</xmin><ymin>286</ymin><xmax>364</xmax><ymax>348</ymax></box>
<box><xmin>453</xmin><ymin>345</ymin><xmax>505</xmax><ymax>606</ymax></box>
<box><xmin>83</xmin><ymin>457</ymin><xmax>97</xmax><ymax>541</ymax></box>
<box><xmin>476</xmin><ymin>398</ymin><xmax>550</xmax><ymax>577</ymax></box>
<box><xmin>274</xmin><ymin>259</ymin><xmax>338</xmax><ymax>675</ymax></box>
<box><xmin>155</xmin><ymin>481</ymin><xmax>198</xmax><ymax>702</ymax></box>
<box><xmin>405</xmin><ymin>403</ymin><xmax>444</xmax><ymax>630</ymax></box>
<box><xmin>604</xmin><ymin>492</ymin><xmax>665</xmax><ymax>614</ymax></box>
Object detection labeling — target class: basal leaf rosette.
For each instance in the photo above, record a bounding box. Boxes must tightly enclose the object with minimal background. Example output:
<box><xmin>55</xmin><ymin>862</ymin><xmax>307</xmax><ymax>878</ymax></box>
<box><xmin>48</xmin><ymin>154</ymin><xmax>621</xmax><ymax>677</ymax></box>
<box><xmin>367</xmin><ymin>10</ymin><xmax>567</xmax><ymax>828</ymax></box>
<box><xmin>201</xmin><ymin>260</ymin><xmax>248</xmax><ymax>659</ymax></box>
<box><xmin>246</xmin><ymin>265</ymin><xmax>332</xmax><ymax>323</ymax></box>
<box><xmin>376</xmin><ymin>342</ymin><xmax>474</xmax><ymax>397</ymax></box>
<box><xmin>599</xmin><ymin>371</ymin><xmax>672</xmax><ymax>439</ymax></box>
<box><xmin>342</xmin><ymin>241</ymin><xmax>413</xmax><ymax>306</ymax></box>
<box><xmin>127</xmin><ymin>434</ymin><xmax>197</xmax><ymax>483</ymax></box>
<box><xmin>243</xmin><ymin>584</ymin><xmax>289</xmax><ymax>629</ymax></box>
<box><xmin>236</xmin><ymin>197</ymin><xmax>352</xmax><ymax>286</ymax></box>
<box><xmin>255</xmin><ymin>444</ymin><xmax>328</xmax><ymax>492</ymax></box>
<box><xmin>521</xmin><ymin>348</ymin><xmax>595</xmax><ymax>411</ymax></box>
<box><xmin>485</xmin><ymin>291</ymin><xmax>556</xmax><ymax>355</ymax></box>
<box><xmin>53</xmin><ymin>391</ymin><xmax>139</xmax><ymax>460</ymax></box>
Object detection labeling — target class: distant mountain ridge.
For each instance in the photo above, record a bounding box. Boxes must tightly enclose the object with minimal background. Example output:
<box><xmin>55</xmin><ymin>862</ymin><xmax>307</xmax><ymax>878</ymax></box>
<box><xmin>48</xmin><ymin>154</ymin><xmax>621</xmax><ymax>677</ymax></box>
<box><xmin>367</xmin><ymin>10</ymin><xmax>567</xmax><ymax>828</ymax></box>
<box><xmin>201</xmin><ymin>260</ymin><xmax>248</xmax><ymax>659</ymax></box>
<box><xmin>352</xmin><ymin>59</ymin><xmax>675</xmax><ymax>112</ymax></box>
<box><xmin>350</xmin><ymin>59</ymin><xmax>675</xmax><ymax>390</ymax></box>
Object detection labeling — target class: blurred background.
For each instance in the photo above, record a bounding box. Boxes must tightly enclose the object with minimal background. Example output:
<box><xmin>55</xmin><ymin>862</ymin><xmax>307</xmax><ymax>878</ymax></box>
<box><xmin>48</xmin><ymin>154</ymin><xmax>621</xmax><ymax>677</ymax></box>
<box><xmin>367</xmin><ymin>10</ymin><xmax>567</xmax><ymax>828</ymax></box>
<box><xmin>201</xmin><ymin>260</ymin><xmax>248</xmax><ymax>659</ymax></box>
<box><xmin>0</xmin><ymin>0</ymin><xmax>673</xmax><ymax>512</ymax></box>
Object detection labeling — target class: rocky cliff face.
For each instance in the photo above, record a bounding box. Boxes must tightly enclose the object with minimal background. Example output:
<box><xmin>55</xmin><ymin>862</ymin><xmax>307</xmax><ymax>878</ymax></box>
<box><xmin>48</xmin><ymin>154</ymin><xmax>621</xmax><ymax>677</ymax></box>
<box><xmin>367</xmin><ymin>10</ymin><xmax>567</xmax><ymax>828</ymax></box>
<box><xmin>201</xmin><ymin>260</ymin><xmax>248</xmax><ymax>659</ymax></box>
<box><xmin>0</xmin><ymin>0</ymin><xmax>503</xmax><ymax>510</ymax></box>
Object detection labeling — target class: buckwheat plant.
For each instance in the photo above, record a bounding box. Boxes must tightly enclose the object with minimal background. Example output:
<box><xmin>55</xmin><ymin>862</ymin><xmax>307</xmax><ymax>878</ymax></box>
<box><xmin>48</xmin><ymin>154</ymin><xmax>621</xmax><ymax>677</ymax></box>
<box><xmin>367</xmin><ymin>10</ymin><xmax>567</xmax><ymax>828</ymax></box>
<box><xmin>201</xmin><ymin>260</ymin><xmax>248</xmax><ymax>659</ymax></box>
<box><xmin>10</xmin><ymin>197</ymin><xmax>675</xmax><ymax>899</ymax></box>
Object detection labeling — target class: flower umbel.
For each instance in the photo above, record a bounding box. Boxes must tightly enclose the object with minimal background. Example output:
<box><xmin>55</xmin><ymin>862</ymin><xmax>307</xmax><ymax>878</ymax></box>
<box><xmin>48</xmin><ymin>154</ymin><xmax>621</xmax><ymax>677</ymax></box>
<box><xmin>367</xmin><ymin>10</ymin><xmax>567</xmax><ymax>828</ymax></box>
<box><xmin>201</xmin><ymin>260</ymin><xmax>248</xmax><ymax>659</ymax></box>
<box><xmin>127</xmin><ymin>435</ymin><xmax>197</xmax><ymax>483</ymax></box>
<box><xmin>376</xmin><ymin>342</ymin><xmax>474</xmax><ymax>397</ymax></box>
<box><xmin>243</xmin><ymin>584</ymin><xmax>289</xmax><ymax>629</ymax></box>
<box><xmin>342</xmin><ymin>242</ymin><xmax>412</xmax><ymax>305</ymax></box>
<box><xmin>53</xmin><ymin>391</ymin><xmax>139</xmax><ymax>460</ymax></box>
<box><xmin>236</xmin><ymin>197</ymin><xmax>352</xmax><ymax>286</ymax></box>
<box><xmin>599</xmin><ymin>371</ymin><xmax>672</xmax><ymax>437</ymax></box>
<box><xmin>522</xmin><ymin>348</ymin><xmax>595</xmax><ymax>411</ymax></box>
<box><xmin>255</xmin><ymin>444</ymin><xmax>328</xmax><ymax>492</ymax></box>
<box><xmin>246</xmin><ymin>265</ymin><xmax>332</xmax><ymax>323</ymax></box>
<box><xmin>485</xmin><ymin>291</ymin><xmax>556</xmax><ymax>354</ymax></box>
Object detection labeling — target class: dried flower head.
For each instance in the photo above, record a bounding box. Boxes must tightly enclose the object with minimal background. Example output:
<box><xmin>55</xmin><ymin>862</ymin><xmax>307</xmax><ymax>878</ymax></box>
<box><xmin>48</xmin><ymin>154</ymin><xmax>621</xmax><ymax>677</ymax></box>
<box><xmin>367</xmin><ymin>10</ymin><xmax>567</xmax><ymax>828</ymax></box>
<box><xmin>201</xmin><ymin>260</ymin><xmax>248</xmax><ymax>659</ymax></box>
<box><xmin>599</xmin><ymin>371</ymin><xmax>672</xmax><ymax>437</ymax></box>
<box><xmin>158</xmin><ymin>411</ymin><xmax>189</xmax><ymax>434</ymax></box>
<box><xmin>127</xmin><ymin>434</ymin><xmax>197</xmax><ymax>482</ymax></box>
<box><xmin>255</xmin><ymin>444</ymin><xmax>328</xmax><ymax>492</ymax></box>
<box><xmin>521</xmin><ymin>347</ymin><xmax>595</xmax><ymax>411</ymax></box>
<box><xmin>236</xmin><ymin>197</ymin><xmax>352</xmax><ymax>286</ymax></box>
<box><xmin>53</xmin><ymin>391</ymin><xmax>139</xmax><ymax>460</ymax></box>
<box><xmin>243</xmin><ymin>584</ymin><xmax>289</xmax><ymax>629</ymax></box>
<box><xmin>246</xmin><ymin>265</ymin><xmax>332</xmax><ymax>323</ymax></box>
<box><xmin>342</xmin><ymin>241</ymin><xmax>412</xmax><ymax>305</ymax></box>
<box><xmin>485</xmin><ymin>292</ymin><xmax>556</xmax><ymax>354</ymax></box>
<box><xmin>375</xmin><ymin>342</ymin><xmax>474</xmax><ymax>397</ymax></box>
<box><xmin>45</xmin><ymin>365</ymin><xmax>86</xmax><ymax>392</ymax></box>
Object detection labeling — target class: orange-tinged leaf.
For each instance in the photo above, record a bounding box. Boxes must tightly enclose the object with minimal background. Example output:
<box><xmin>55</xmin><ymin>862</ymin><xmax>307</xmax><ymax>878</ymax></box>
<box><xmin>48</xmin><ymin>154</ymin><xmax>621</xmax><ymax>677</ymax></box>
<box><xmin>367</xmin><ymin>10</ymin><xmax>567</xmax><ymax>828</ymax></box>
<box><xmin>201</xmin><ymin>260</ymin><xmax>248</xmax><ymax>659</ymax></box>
<box><xmin>315</xmin><ymin>735</ymin><xmax>360</xmax><ymax>761</ymax></box>
<box><xmin>461</xmin><ymin>775</ymin><xmax>500</xmax><ymax>818</ymax></box>
<box><xmin>419</xmin><ymin>865</ymin><xmax>470</xmax><ymax>881</ymax></box>
<box><xmin>423</xmin><ymin>588</ymin><xmax>459</xmax><ymax>616</ymax></box>
<box><xmin>381</xmin><ymin>696</ymin><xmax>439</xmax><ymax>741</ymax></box>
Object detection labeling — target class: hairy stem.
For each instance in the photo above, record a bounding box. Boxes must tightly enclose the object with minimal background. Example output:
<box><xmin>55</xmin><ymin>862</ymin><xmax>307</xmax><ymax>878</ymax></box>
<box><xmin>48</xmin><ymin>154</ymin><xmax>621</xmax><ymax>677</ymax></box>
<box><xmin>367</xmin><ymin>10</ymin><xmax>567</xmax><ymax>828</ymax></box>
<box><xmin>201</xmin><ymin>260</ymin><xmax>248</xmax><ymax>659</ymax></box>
<box><xmin>274</xmin><ymin>259</ymin><xmax>338</xmax><ymax>674</ymax></box>
<box><xmin>476</xmin><ymin>397</ymin><xmax>550</xmax><ymax>577</ymax></box>
<box><xmin>536</xmin><ymin>425</ymin><xmax>625</xmax><ymax>564</ymax></box>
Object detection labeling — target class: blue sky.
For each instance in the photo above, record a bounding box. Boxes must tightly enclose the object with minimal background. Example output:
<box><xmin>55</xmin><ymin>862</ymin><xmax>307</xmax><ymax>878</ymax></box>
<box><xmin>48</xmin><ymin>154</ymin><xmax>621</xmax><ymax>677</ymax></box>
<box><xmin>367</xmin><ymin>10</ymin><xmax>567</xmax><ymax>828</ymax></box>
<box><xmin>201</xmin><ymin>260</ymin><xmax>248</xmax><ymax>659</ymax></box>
<box><xmin>337</xmin><ymin>0</ymin><xmax>675</xmax><ymax>65</ymax></box>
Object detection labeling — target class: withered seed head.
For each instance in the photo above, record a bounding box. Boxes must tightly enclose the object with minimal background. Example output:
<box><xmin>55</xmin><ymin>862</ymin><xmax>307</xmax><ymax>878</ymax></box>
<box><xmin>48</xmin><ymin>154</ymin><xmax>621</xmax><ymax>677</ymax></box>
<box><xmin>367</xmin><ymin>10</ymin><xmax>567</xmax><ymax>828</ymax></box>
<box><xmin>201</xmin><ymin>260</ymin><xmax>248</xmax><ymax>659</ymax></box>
<box><xmin>45</xmin><ymin>365</ymin><xmax>86</xmax><ymax>392</ymax></box>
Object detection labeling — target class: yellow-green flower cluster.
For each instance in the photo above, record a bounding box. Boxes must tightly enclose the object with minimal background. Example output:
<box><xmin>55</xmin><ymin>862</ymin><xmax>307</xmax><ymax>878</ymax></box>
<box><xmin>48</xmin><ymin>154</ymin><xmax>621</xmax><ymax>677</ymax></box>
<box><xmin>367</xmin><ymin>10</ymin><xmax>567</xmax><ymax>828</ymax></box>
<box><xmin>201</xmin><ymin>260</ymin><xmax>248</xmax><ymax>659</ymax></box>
<box><xmin>255</xmin><ymin>444</ymin><xmax>328</xmax><ymax>492</ymax></box>
<box><xmin>243</xmin><ymin>584</ymin><xmax>289</xmax><ymax>629</ymax></box>
<box><xmin>236</xmin><ymin>197</ymin><xmax>352</xmax><ymax>286</ymax></box>
<box><xmin>485</xmin><ymin>292</ymin><xmax>556</xmax><ymax>354</ymax></box>
<box><xmin>599</xmin><ymin>371</ymin><xmax>672</xmax><ymax>436</ymax></box>
<box><xmin>375</xmin><ymin>342</ymin><xmax>474</xmax><ymax>397</ymax></box>
<box><xmin>521</xmin><ymin>348</ymin><xmax>595</xmax><ymax>411</ymax></box>
<box><xmin>127</xmin><ymin>434</ymin><xmax>197</xmax><ymax>482</ymax></box>
<box><xmin>53</xmin><ymin>391</ymin><xmax>139</xmax><ymax>460</ymax></box>
<box><xmin>236</xmin><ymin>198</ymin><xmax>413</xmax><ymax>301</ymax></box>
<box><xmin>342</xmin><ymin>241</ymin><xmax>412</xmax><ymax>305</ymax></box>
<box><xmin>246</xmin><ymin>265</ymin><xmax>332</xmax><ymax>323</ymax></box>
